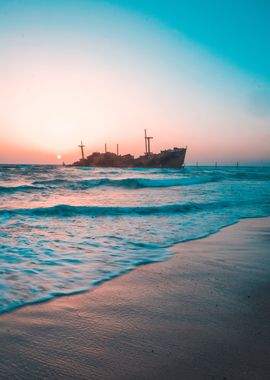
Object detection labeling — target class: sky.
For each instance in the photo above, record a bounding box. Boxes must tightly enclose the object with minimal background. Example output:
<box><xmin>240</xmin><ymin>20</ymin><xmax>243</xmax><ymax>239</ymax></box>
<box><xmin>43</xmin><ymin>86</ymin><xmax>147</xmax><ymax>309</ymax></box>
<box><xmin>0</xmin><ymin>0</ymin><xmax>269</xmax><ymax>164</ymax></box>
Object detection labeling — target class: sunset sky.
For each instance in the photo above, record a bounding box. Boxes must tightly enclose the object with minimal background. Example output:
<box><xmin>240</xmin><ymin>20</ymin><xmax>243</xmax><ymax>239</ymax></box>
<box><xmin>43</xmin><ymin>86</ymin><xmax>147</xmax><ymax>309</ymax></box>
<box><xmin>1</xmin><ymin>0</ymin><xmax>269</xmax><ymax>165</ymax></box>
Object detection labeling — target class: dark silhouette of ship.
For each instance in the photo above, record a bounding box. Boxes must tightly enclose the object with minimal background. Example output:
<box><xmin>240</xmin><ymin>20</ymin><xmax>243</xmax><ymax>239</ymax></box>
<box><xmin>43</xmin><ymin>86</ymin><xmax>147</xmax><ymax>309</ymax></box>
<box><xmin>72</xmin><ymin>130</ymin><xmax>187</xmax><ymax>168</ymax></box>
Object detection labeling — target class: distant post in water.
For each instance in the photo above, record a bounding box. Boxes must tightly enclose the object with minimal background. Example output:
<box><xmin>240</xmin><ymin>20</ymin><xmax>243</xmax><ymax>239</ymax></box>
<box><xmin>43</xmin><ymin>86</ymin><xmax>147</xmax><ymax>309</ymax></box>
<box><xmin>78</xmin><ymin>141</ymin><xmax>85</xmax><ymax>160</ymax></box>
<box><xmin>215</xmin><ymin>161</ymin><xmax>217</xmax><ymax>167</ymax></box>
<box><xmin>236</xmin><ymin>161</ymin><xmax>239</xmax><ymax>167</ymax></box>
<box><xmin>117</xmin><ymin>144</ymin><xmax>119</xmax><ymax>156</ymax></box>
<box><xmin>105</xmin><ymin>143</ymin><xmax>107</xmax><ymax>153</ymax></box>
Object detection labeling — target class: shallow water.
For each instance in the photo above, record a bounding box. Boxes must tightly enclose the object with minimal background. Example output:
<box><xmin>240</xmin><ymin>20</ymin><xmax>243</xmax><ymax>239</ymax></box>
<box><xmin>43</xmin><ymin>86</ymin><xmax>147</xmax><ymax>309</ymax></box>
<box><xmin>0</xmin><ymin>165</ymin><xmax>269</xmax><ymax>313</ymax></box>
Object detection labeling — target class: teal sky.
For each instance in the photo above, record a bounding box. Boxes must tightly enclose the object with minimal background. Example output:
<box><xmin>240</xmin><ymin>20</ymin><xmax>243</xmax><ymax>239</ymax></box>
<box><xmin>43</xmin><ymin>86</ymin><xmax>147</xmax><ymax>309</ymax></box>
<box><xmin>2</xmin><ymin>0</ymin><xmax>269</xmax><ymax>80</ymax></box>
<box><xmin>112</xmin><ymin>0</ymin><xmax>270</xmax><ymax>82</ymax></box>
<box><xmin>0</xmin><ymin>0</ymin><xmax>269</xmax><ymax>164</ymax></box>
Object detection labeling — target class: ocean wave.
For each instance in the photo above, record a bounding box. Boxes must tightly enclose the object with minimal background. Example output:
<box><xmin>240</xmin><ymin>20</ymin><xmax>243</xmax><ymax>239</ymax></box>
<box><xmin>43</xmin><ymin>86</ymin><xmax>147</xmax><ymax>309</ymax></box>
<box><xmin>0</xmin><ymin>184</ymin><xmax>43</xmax><ymax>194</ymax></box>
<box><xmin>32</xmin><ymin>176</ymin><xmax>217</xmax><ymax>190</ymax></box>
<box><xmin>229</xmin><ymin>171</ymin><xmax>270</xmax><ymax>181</ymax></box>
<box><xmin>2</xmin><ymin>170</ymin><xmax>268</xmax><ymax>195</ymax></box>
<box><xmin>0</xmin><ymin>201</ymin><xmax>231</xmax><ymax>218</ymax></box>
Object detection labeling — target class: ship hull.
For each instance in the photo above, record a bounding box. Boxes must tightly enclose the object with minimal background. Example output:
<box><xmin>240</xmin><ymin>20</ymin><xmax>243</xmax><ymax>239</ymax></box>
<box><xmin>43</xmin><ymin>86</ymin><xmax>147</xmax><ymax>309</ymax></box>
<box><xmin>134</xmin><ymin>148</ymin><xmax>186</xmax><ymax>168</ymax></box>
<box><xmin>72</xmin><ymin>148</ymin><xmax>187</xmax><ymax>169</ymax></box>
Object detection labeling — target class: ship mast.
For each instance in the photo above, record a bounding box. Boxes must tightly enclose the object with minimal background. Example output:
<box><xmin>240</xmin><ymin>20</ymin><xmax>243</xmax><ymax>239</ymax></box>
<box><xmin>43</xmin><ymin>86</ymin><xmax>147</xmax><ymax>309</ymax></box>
<box><xmin>144</xmin><ymin>129</ymin><xmax>148</xmax><ymax>155</ymax></box>
<box><xmin>147</xmin><ymin>135</ymin><xmax>153</xmax><ymax>154</ymax></box>
<box><xmin>144</xmin><ymin>129</ymin><xmax>153</xmax><ymax>155</ymax></box>
<box><xmin>78</xmin><ymin>141</ymin><xmax>85</xmax><ymax>160</ymax></box>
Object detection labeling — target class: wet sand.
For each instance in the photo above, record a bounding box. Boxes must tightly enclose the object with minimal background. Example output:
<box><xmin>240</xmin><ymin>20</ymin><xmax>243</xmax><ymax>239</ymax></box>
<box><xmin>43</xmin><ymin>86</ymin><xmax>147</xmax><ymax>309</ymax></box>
<box><xmin>0</xmin><ymin>217</ymin><xmax>270</xmax><ymax>380</ymax></box>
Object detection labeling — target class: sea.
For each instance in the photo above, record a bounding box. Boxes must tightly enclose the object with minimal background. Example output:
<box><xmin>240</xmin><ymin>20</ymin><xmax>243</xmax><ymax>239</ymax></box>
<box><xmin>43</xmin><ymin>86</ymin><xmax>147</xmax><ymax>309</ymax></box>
<box><xmin>0</xmin><ymin>165</ymin><xmax>270</xmax><ymax>314</ymax></box>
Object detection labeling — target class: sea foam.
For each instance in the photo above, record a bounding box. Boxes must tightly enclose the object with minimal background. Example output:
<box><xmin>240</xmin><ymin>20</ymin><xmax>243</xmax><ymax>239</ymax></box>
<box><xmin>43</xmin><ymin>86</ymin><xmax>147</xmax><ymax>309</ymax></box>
<box><xmin>0</xmin><ymin>165</ymin><xmax>269</xmax><ymax>314</ymax></box>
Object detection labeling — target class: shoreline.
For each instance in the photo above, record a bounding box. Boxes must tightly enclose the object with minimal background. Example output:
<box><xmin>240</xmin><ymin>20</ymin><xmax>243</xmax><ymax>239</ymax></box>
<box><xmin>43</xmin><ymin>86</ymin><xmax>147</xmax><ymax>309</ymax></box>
<box><xmin>0</xmin><ymin>215</ymin><xmax>265</xmax><ymax>318</ymax></box>
<box><xmin>0</xmin><ymin>216</ymin><xmax>270</xmax><ymax>379</ymax></box>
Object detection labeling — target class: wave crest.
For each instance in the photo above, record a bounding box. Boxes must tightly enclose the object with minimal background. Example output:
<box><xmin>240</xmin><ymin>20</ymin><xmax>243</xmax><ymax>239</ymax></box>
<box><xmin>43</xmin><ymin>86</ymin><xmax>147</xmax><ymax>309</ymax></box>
<box><xmin>0</xmin><ymin>201</ymin><xmax>230</xmax><ymax>218</ymax></box>
<box><xmin>33</xmin><ymin>176</ymin><xmax>216</xmax><ymax>190</ymax></box>
<box><xmin>0</xmin><ymin>184</ymin><xmax>42</xmax><ymax>194</ymax></box>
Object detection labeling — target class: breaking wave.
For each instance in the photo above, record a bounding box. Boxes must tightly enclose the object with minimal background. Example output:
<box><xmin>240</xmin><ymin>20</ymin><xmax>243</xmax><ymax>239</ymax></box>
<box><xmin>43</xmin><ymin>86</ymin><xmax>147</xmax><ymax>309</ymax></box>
<box><xmin>34</xmin><ymin>176</ymin><xmax>217</xmax><ymax>189</ymax></box>
<box><xmin>0</xmin><ymin>184</ymin><xmax>42</xmax><ymax>194</ymax></box>
<box><xmin>0</xmin><ymin>176</ymin><xmax>219</xmax><ymax>194</ymax></box>
<box><xmin>0</xmin><ymin>165</ymin><xmax>269</xmax><ymax>315</ymax></box>
<box><xmin>0</xmin><ymin>200</ymin><xmax>237</xmax><ymax>218</ymax></box>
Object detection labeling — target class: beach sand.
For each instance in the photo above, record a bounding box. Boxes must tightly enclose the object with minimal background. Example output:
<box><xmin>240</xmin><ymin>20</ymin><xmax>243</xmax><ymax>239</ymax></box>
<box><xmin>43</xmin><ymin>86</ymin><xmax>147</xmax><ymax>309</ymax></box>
<box><xmin>0</xmin><ymin>217</ymin><xmax>270</xmax><ymax>380</ymax></box>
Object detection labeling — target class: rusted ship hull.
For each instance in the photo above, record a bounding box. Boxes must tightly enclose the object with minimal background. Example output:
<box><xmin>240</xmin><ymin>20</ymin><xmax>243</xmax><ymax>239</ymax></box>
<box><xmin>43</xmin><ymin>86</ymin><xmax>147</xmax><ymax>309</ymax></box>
<box><xmin>134</xmin><ymin>148</ymin><xmax>186</xmax><ymax>168</ymax></box>
<box><xmin>72</xmin><ymin>148</ymin><xmax>187</xmax><ymax>169</ymax></box>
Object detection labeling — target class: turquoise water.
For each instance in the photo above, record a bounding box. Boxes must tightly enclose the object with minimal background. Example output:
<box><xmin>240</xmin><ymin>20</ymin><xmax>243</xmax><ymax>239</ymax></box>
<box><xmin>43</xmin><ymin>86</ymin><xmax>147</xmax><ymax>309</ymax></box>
<box><xmin>0</xmin><ymin>165</ymin><xmax>269</xmax><ymax>314</ymax></box>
